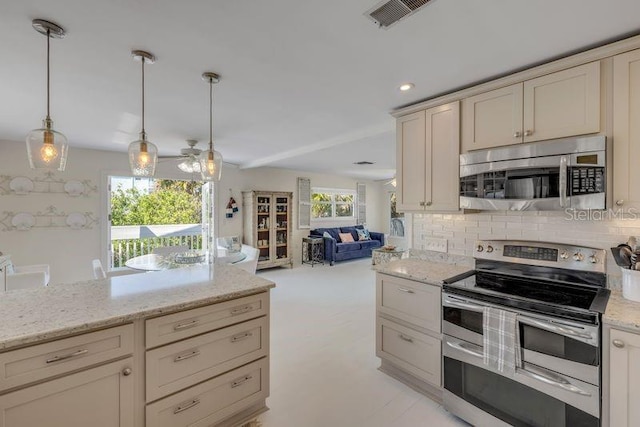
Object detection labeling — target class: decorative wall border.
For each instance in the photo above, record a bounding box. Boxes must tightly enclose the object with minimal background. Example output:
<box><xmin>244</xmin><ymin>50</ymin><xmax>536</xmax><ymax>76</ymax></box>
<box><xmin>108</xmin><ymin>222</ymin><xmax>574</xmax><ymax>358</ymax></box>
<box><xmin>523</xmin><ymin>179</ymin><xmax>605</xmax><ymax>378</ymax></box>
<box><xmin>0</xmin><ymin>206</ymin><xmax>98</xmax><ymax>231</ymax></box>
<box><xmin>0</xmin><ymin>172</ymin><xmax>97</xmax><ymax>197</ymax></box>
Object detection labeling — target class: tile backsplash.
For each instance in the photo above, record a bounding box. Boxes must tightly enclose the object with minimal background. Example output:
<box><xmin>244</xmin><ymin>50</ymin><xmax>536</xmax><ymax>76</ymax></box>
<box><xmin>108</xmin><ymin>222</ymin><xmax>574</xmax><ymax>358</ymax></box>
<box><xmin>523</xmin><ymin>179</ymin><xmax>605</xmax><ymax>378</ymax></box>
<box><xmin>413</xmin><ymin>211</ymin><xmax>640</xmax><ymax>287</ymax></box>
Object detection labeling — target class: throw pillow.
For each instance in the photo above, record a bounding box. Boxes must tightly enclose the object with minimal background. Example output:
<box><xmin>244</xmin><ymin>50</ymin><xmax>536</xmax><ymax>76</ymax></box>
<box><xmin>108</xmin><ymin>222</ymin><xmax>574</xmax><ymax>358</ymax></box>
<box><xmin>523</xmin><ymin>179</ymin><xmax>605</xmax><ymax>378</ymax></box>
<box><xmin>357</xmin><ymin>228</ymin><xmax>371</xmax><ymax>241</ymax></box>
<box><xmin>338</xmin><ymin>232</ymin><xmax>355</xmax><ymax>243</ymax></box>
<box><xmin>323</xmin><ymin>231</ymin><xmax>334</xmax><ymax>239</ymax></box>
<box><xmin>5</xmin><ymin>261</ymin><xmax>14</xmax><ymax>274</ymax></box>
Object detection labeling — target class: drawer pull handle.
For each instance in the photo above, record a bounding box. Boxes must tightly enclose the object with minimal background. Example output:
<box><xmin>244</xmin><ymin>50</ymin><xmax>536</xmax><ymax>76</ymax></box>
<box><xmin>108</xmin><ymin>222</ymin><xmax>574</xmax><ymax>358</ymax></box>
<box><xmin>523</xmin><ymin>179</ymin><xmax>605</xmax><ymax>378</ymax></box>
<box><xmin>173</xmin><ymin>319</ymin><xmax>199</xmax><ymax>331</ymax></box>
<box><xmin>231</xmin><ymin>305</ymin><xmax>253</xmax><ymax>316</ymax></box>
<box><xmin>231</xmin><ymin>375</ymin><xmax>253</xmax><ymax>388</ymax></box>
<box><xmin>231</xmin><ymin>332</ymin><xmax>253</xmax><ymax>343</ymax></box>
<box><xmin>397</xmin><ymin>287</ymin><xmax>414</xmax><ymax>294</ymax></box>
<box><xmin>174</xmin><ymin>350</ymin><xmax>201</xmax><ymax>362</ymax></box>
<box><xmin>173</xmin><ymin>398</ymin><xmax>200</xmax><ymax>414</ymax></box>
<box><xmin>398</xmin><ymin>334</ymin><xmax>414</xmax><ymax>343</ymax></box>
<box><xmin>46</xmin><ymin>349</ymin><xmax>88</xmax><ymax>364</ymax></box>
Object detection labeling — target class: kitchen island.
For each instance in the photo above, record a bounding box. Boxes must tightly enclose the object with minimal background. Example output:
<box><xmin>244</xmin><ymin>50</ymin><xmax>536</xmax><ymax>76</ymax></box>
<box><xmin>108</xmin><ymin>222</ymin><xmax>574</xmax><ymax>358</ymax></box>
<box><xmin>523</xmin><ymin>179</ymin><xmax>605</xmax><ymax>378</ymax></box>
<box><xmin>0</xmin><ymin>264</ymin><xmax>275</xmax><ymax>427</ymax></box>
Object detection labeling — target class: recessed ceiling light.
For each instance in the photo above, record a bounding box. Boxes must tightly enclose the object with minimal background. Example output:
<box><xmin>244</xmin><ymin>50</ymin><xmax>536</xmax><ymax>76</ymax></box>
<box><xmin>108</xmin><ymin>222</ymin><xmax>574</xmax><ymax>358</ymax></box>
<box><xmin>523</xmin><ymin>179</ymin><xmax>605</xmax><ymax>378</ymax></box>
<box><xmin>399</xmin><ymin>83</ymin><xmax>415</xmax><ymax>92</ymax></box>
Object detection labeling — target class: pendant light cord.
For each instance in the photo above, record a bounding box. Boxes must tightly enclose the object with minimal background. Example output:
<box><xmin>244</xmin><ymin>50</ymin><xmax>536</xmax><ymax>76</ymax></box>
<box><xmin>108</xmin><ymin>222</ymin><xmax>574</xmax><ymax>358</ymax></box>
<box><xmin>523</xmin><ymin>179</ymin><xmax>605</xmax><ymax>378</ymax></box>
<box><xmin>46</xmin><ymin>28</ymin><xmax>51</xmax><ymax>121</ymax></box>
<box><xmin>209</xmin><ymin>78</ymin><xmax>214</xmax><ymax>151</ymax></box>
<box><xmin>141</xmin><ymin>58</ymin><xmax>145</xmax><ymax>136</ymax></box>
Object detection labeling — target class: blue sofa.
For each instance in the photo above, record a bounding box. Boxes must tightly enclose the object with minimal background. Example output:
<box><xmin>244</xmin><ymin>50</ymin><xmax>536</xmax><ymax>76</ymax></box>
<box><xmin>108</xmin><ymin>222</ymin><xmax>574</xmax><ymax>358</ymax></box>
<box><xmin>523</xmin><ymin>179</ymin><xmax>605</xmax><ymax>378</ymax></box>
<box><xmin>309</xmin><ymin>225</ymin><xmax>384</xmax><ymax>265</ymax></box>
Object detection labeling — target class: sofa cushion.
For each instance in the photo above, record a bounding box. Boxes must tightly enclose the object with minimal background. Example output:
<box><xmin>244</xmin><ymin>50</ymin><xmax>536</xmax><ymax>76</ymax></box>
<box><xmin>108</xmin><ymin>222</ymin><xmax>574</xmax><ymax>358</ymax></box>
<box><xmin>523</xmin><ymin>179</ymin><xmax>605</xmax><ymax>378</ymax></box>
<box><xmin>314</xmin><ymin>228</ymin><xmax>340</xmax><ymax>240</ymax></box>
<box><xmin>336</xmin><ymin>242</ymin><xmax>362</xmax><ymax>253</ymax></box>
<box><xmin>340</xmin><ymin>227</ymin><xmax>360</xmax><ymax>242</ymax></box>
<box><xmin>360</xmin><ymin>240</ymin><xmax>382</xmax><ymax>249</ymax></box>
<box><xmin>338</xmin><ymin>232</ymin><xmax>354</xmax><ymax>243</ymax></box>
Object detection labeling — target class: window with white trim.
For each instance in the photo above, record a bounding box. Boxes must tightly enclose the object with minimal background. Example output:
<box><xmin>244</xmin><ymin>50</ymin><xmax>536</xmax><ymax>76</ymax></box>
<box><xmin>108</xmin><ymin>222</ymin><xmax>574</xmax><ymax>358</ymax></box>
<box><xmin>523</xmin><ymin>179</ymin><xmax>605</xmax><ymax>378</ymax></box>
<box><xmin>311</xmin><ymin>188</ymin><xmax>356</xmax><ymax>220</ymax></box>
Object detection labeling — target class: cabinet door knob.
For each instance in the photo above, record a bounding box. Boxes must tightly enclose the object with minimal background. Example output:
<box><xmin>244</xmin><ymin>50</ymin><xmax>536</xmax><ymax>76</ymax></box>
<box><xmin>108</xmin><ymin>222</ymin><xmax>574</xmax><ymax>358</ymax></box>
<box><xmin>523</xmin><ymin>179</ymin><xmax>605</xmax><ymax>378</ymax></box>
<box><xmin>513</xmin><ymin>131</ymin><xmax>522</xmax><ymax>138</ymax></box>
<box><xmin>616</xmin><ymin>200</ymin><xmax>624</xmax><ymax>206</ymax></box>
<box><xmin>613</xmin><ymin>339</ymin><xmax>625</xmax><ymax>348</ymax></box>
<box><xmin>524</xmin><ymin>130</ymin><xmax>533</xmax><ymax>137</ymax></box>
<box><xmin>426</xmin><ymin>201</ymin><xmax>432</xmax><ymax>207</ymax></box>
<box><xmin>419</xmin><ymin>201</ymin><xmax>425</xmax><ymax>207</ymax></box>
<box><xmin>122</xmin><ymin>368</ymin><xmax>132</xmax><ymax>376</ymax></box>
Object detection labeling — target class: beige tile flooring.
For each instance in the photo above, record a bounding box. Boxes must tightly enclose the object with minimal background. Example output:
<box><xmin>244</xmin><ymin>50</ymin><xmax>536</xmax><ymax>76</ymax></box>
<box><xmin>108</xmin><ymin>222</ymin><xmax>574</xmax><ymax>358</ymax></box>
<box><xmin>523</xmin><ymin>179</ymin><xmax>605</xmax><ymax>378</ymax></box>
<box><xmin>256</xmin><ymin>259</ymin><xmax>468</xmax><ymax>427</ymax></box>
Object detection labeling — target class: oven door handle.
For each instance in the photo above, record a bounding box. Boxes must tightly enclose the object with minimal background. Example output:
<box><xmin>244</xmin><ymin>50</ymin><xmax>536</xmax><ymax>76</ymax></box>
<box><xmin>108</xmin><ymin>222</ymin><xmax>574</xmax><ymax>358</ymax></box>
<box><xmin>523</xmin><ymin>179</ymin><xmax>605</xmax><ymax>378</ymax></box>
<box><xmin>443</xmin><ymin>296</ymin><xmax>485</xmax><ymax>313</ymax></box>
<box><xmin>559</xmin><ymin>155</ymin><xmax>569</xmax><ymax>208</ymax></box>
<box><xmin>519</xmin><ymin>365</ymin><xmax>591</xmax><ymax>396</ymax></box>
<box><xmin>445</xmin><ymin>340</ymin><xmax>484</xmax><ymax>359</ymax></box>
<box><xmin>518</xmin><ymin>316</ymin><xmax>593</xmax><ymax>341</ymax></box>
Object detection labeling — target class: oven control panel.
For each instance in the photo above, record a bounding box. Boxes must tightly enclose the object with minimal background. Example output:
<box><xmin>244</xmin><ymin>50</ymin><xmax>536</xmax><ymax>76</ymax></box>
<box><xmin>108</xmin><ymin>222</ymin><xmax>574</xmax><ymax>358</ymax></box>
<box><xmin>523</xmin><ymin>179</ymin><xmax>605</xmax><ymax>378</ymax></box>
<box><xmin>475</xmin><ymin>240</ymin><xmax>606</xmax><ymax>273</ymax></box>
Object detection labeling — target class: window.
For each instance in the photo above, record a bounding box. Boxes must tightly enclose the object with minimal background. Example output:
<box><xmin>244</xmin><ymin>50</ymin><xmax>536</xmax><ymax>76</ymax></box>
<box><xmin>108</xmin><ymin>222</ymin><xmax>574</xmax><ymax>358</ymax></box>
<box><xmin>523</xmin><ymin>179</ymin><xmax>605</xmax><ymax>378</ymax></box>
<box><xmin>311</xmin><ymin>189</ymin><xmax>355</xmax><ymax>220</ymax></box>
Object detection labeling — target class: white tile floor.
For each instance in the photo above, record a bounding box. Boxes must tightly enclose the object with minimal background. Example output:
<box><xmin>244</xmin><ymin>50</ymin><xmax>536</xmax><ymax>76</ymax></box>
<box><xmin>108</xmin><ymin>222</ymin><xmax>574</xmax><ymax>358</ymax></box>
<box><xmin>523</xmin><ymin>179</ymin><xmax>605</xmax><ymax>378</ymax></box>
<box><xmin>256</xmin><ymin>259</ymin><xmax>468</xmax><ymax>427</ymax></box>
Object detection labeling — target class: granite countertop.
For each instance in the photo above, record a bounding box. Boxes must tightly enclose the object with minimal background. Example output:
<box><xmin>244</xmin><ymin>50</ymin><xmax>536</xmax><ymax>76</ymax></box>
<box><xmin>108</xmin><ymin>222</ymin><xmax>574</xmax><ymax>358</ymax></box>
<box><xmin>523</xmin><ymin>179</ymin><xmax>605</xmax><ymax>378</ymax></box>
<box><xmin>603</xmin><ymin>291</ymin><xmax>640</xmax><ymax>332</ymax></box>
<box><xmin>0</xmin><ymin>264</ymin><xmax>275</xmax><ymax>351</ymax></box>
<box><xmin>374</xmin><ymin>258</ymin><xmax>473</xmax><ymax>286</ymax></box>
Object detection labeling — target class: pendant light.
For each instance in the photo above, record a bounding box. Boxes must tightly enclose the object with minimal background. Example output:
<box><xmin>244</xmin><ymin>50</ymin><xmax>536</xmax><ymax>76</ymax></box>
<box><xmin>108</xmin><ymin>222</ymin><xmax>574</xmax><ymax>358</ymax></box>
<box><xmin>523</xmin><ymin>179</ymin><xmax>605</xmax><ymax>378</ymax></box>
<box><xmin>26</xmin><ymin>19</ymin><xmax>68</xmax><ymax>171</ymax></box>
<box><xmin>128</xmin><ymin>50</ymin><xmax>158</xmax><ymax>177</ymax></box>
<box><xmin>199</xmin><ymin>72</ymin><xmax>223</xmax><ymax>182</ymax></box>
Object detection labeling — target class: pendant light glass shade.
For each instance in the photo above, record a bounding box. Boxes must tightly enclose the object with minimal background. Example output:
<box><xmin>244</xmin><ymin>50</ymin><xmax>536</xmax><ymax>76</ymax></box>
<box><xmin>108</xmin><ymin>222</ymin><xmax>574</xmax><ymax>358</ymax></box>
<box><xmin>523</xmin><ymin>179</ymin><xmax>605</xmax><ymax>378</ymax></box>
<box><xmin>26</xmin><ymin>19</ymin><xmax>68</xmax><ymax>171</ymax></box>
<box><xmin>128</xmin><ymin>50</ymin><xmax>157</xmax><ymax>177</ymax></box>
<box><xmin>199</xmin><ymin>148</ymin><xmax>223</xmax><ymax>181</ymax></box>
<box><xmin>128</xmin><ymin>137</ymin><xmax>158</xmax><ymax>176</ymax></box>
<box><xmin>200</xmin><ymin>72</ymin><xmax>223</xmax><ymax>182</ymax></box>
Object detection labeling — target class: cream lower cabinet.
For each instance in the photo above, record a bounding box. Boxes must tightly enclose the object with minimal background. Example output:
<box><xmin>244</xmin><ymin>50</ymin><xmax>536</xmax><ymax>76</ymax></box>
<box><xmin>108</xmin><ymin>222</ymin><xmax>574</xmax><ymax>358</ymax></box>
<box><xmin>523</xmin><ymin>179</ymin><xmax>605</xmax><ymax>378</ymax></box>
<box><xmin>0</xmin><ymin>358</ymin><xmax>134</xmax><ymax>427</ymax></box>
<box><xmin>608</xmin><ymin>328</ymin><xmax>640</xmax><ymax>427</ymax></box>
<box><xmin>613</xmin><ymin>48</ymin><xmax>640</xmax><ymax>210</ymax></box>
<box><xmin>462</xmin><ymin>62</ymin><xmax>601</xmax><ymax>152</ymax></box>
<box><xmin>0</xmin><ymin>292</ymin><xmax>271</xmax><ymax>427</ymax></box>
<box><xmin>376</xmin><ymin>273</ymin><xmax>442</xmax><ymax>398</ymax></box>
<box><xmin>396</xmin><ymin>101</ymin><xmax>460</xmax><ymax>212</ymax></box>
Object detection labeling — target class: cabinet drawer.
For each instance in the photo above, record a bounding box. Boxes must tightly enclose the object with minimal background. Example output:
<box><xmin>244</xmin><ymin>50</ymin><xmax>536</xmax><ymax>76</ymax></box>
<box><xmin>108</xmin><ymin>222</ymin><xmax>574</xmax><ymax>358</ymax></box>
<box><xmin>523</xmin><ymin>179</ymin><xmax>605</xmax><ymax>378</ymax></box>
<box><xmin>145</xmin><ymin>292</ymin><xmax>269</xmax><ymax>349</ymax></box>
<box><xmin>0</xmin><ymin>324</ymin><xmax>134</xmax><ymax>392</ymax></box>
<box><xmin>146</xmin><ymin>316</ymin><xmax>268</xmax><ymax>402</ymax></box>
<box><xmin>376</xmin><ymin>317</ymin><xmax>441</xmax><ymax>387</ymax></box>
<box><xmin>377</xmin><ymin>274</ymin><xmax>441</xmax><ymax>333</ymax></box>
<box><xmin>146</xmin><ymin>357</ymin><xmax>269</xmax><ymax>427</ymax></box>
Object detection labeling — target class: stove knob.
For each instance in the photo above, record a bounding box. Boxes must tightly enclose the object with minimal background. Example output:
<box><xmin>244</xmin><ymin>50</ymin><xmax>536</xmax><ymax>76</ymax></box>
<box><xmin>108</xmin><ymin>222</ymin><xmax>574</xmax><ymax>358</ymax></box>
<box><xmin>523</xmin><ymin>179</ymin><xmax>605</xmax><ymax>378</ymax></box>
<box><xmin>589</xmin><ymin>253</ymin><xmax>599</xmax><ymax>264</ymax></box>
<box><xmin>476</xmin><ymin>245</ymin><xmax>484</xmax><ymax>252</ymax></box>
<box><xmin>573</xmin><ymin>252</ymin><xmax>584</xmax><ymax>262</ymax></box>
<box><xmin>560</xmin><ymin>251</ymin><xmax>569</xmax><ymax>260</ymax></box>
<box><xmin>486</xmin><ymin>245</ymin><xmax>494</xmax><ymax>253</ymax></box>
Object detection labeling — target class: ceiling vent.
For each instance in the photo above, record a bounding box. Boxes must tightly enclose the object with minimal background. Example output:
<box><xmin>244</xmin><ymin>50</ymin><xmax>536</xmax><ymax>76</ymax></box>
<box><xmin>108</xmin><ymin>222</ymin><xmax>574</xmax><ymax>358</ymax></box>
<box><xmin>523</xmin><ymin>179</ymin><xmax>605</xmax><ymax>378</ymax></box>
<box><xmin>365</xmin><ymin>0</ymin><xmax>433</xmax><ymax>29</ymax></box>
<box><xmin>354</xmin><ymin>161</ymin><xmax>375</xmax><ymax>165</ymax></box>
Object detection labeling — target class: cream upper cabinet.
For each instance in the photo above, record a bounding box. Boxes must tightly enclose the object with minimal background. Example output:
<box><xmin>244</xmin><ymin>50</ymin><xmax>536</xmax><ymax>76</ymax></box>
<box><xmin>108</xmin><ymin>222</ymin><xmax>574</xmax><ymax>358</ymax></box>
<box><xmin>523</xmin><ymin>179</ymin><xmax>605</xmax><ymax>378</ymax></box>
<box><xmin>461</xmin><ymin>62</ymin><xmax>601</xmax><ymax>153</ymax></box>
<box><xmin>397</xmin><ymin>111</ymin><xmax>427</xmax><ymax>211</ymax></box>
<box><xmin>462</xmin><ymin>83</ymin><xmax>523</xmax><ymax>152</ymax></box>
<box><xmin>613</xmin><ymin>48</ymin><xmax>640</xmax><ymax>209</ymax></box>
<box><xmin>609</xmin><ymin>328</ymin><xmax>640</xmax><ymax>427</ymax></box>
<box><xmin>523</xmin><ymin>61</ymin><xmax>601</xmax><ymax>143</ymax></box>
<box><xmin>397</xmin><ymin>102</ymin><xmax>460</xmax><ymax>212</ymax></box>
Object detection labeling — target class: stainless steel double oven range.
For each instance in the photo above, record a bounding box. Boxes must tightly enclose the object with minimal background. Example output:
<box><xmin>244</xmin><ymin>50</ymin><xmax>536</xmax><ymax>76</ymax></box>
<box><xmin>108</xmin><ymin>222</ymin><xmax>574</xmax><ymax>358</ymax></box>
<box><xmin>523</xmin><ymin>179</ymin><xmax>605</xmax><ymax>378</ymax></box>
<box><xmin>442</xmin><ymin>240</ymin><xmax>610</xmax><ymax>427</ymax></box>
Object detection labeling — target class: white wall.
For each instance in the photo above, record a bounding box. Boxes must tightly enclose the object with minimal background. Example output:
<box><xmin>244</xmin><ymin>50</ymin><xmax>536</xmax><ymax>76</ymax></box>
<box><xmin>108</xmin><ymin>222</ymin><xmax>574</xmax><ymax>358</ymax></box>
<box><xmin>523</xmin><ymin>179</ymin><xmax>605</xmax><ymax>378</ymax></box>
<box><xmin>0</xmin><ymin>140</ymin><xmax>384</xmax><ymax>284</ymax></box>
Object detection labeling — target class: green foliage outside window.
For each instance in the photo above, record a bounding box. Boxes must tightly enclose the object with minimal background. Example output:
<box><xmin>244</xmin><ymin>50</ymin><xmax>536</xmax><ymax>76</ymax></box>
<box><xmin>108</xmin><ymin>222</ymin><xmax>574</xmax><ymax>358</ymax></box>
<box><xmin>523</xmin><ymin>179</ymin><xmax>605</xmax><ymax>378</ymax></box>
<box><xmin>311</xmin><ymin>191</ymin><xmax>354</xmax><ymax>219</ymax></box>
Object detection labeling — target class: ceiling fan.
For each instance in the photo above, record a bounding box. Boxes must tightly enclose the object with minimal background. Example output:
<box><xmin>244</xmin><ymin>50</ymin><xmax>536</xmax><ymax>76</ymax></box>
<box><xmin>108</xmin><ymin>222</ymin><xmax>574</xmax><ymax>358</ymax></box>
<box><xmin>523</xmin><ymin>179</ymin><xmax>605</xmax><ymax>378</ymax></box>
<box><xmin>159</xmin><ymin>139</ymin><xmax>202</xmax><ymax>173</ymax></box>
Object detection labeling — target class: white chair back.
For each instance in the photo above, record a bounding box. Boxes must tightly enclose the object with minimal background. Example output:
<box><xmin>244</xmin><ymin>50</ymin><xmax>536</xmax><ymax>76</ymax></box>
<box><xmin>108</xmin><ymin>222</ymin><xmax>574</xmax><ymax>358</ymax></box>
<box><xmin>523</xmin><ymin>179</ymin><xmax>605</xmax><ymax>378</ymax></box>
<box><xmin>92</xmin><ymin>259</ymin><xmax>107</xmax><ymax>280</ymax></box>
<box><xmin>235</xmin><ymin>245</ymin><xmax>260</xmax><ymax>274</ymax></box>
<box><xmin>152</xmin><ymin>245</ymin><xmax>189</xmax><ymax>256</ymax></box>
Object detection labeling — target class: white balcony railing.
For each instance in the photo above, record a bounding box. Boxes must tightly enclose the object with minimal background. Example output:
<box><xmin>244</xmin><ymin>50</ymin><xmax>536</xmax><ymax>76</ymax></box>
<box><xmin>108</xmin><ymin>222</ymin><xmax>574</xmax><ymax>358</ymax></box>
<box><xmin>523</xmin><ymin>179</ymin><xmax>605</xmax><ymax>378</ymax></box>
<box><xmin>110</xmin><ymin>224</ymin><xmax>202</xmax><ymax>268</ymax></box>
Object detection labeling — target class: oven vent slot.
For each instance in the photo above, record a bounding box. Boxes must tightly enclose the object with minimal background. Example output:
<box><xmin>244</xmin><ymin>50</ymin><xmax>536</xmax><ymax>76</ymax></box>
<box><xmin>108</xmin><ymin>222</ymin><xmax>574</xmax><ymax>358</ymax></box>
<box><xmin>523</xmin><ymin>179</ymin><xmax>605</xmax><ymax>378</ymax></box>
<box><xmin>365</xmin><ymin>0</ymin><xmax>434</xmax><ymax>29</ymax></box>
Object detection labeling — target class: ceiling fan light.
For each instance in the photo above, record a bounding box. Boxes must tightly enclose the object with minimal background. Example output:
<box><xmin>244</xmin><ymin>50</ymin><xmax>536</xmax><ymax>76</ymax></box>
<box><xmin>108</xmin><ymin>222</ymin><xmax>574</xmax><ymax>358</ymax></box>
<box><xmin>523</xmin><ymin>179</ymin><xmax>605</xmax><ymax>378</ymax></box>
<box><xmin>26</xmin><ymin>120</ymin><xmax>68</xmax><ymax>171</ymax></box>
<box><xmin>128</xmin><ymin>137</ymin><xmax>158</xmax><ymax>177</ymax></box>
<box><xmin>199</xmin><ymin>148</ymin><xmax>223</xmax><ymax>182</ymax></box>
<box><xmin>177</xmin><ymin>158</ymin><xmax>201</xmax><ymax>173</ymax></box>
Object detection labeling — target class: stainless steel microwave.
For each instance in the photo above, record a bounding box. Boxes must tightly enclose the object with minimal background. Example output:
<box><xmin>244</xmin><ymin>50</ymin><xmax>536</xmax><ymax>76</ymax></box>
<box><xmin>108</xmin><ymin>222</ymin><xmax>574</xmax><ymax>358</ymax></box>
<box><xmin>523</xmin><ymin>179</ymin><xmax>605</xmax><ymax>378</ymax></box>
<box><xmin>459</xmin><ymin>135</ymin><xmax>606</xmax><ymax>211</ymax></box>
